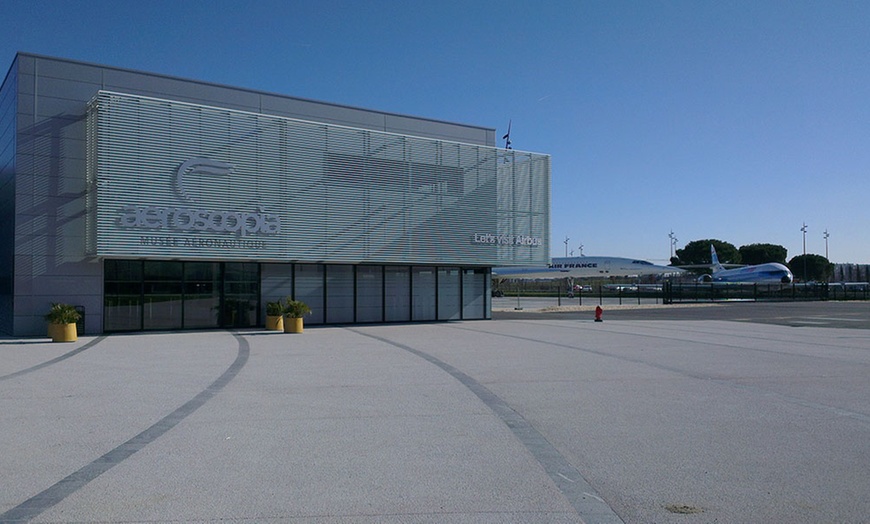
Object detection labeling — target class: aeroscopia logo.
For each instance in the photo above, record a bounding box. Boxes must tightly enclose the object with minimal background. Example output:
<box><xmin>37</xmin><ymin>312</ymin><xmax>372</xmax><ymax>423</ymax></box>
<box><xmin>117</xmin><ymin>157</ymin><xmax>281</xmax><ymax>236</ymax></box>
<box><xmin>175</xmin><ymin>157</ymin><xmax>234</xmax><ymax>203</ymax></box>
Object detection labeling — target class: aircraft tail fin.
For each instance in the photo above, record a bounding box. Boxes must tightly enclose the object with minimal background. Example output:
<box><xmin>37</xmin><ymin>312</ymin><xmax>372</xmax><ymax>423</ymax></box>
<box><xmin>710</xmin><ymin>245</ymin><xmax>725</xmax><ymax>273</ymax></box>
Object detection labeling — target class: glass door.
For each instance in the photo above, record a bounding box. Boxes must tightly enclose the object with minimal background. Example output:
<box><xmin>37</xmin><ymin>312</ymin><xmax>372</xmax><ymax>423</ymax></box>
<box><xmin>184</xmin><ymin>262</ymin><xmax>221</xmax><ymax>329</ymax></box>
<box><xmin>222</xmin><ymin>262</ymin><xmax>259</xmax><ymax>328</ymax></box>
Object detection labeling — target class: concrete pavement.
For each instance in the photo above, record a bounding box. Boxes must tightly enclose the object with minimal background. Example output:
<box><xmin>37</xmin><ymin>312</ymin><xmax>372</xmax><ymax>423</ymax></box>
<box><xmin>2</xmin><ymin>306</ymin><xmax>869</xmax><ymax>522</ymax></box>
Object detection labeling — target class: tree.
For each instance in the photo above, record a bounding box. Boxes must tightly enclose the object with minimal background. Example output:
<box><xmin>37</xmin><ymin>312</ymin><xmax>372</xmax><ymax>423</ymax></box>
<box><xmin>738</xmin><ymin>243</ymin><xmax>788</xmax><ymax>265</ymax></box>
<box><xmin>788</xmin><ymin>254</ymin><xmax>834</xmax><ymax>282</ymax></box>
<box><xmin>674</xmin><ymin>239</ymin><xmax>740</xmax><ymax>265</ymax></box>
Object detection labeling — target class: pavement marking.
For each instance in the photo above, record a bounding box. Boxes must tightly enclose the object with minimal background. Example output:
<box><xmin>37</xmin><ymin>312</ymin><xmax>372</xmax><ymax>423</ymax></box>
<box><xmin>351</xmin><ymin>328</ymin><xmax>625</xmax><ymax>524</ymax></box>
<box><xmin>0</xmin><ymin>336</ymin><xmax>107</xmax><ymax>382</ymax></box>
<box><xmin>0</xmin><ymin>332</ymin><xmax>250</xmax><ymax>524</ymax></box>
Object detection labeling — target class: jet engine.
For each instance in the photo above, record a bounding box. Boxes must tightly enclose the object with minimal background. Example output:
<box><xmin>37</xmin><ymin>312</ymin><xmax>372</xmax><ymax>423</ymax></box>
<box><xmin>698</xmin><ymin>274</ymin><xmax>713</xmax><ymax>283</ymax></box>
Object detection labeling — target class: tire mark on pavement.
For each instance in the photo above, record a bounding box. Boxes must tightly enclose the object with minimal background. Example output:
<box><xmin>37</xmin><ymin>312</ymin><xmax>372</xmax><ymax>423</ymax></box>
<box><xmin>0</xmin><ymin>336</ymin><xmax>107</xmax><ymax>382</ymax></box>
<box><xmin>350</xmin><ymin>328</ymin><xmax>625</xmax><ymax>524</ymax></box>
<box><xmin>0</xmin><ymin>332</ymin><xmax>250</xmax><ymax>523</ymax></box>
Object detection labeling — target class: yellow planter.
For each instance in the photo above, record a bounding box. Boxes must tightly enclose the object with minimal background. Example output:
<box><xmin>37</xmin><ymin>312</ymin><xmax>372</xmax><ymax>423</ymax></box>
<box><xmin>48</xmin><ymin>322</ymin><xmax>77</xmax><ymax>343</ymax></box>
<box><xmin>265</xmin><ymin>315</ymin><xmax>284</xmax><ymax>331</ymax></box>
<box><xmin>283</xmin><ymin>317</ymin><xmax>304</xmax><ymax>334</ymax></box>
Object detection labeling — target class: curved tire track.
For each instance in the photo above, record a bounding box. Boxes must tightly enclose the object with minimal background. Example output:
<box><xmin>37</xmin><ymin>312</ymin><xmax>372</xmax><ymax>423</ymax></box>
<box><xmin>0</xmin><ymin>336</ymin><xmax>107</xmax><ymax>382</ymax></box>
<box><xmin>350</xmin><ymin>328</ymin><xmax>625</xmax><ymax>524</ymax></box>
<box><xmin>0</xmin><ymin>332</ymin><xmax>250</xmax><ymax>523</ymax></box>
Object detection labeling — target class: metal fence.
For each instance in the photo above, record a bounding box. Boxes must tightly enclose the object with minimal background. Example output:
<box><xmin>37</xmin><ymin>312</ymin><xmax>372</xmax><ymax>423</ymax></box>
<box><xmin>492</xmin><ymin>280</ymin><xmax>870</xmax><ymax>307</ymax></box>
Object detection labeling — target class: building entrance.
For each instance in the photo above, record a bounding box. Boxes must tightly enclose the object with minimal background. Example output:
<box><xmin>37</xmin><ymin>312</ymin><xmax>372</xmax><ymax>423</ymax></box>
<box><xmin>104</xmin><ymin>260</ymin><xmax>259</xmax><ymax>332</ymax></box>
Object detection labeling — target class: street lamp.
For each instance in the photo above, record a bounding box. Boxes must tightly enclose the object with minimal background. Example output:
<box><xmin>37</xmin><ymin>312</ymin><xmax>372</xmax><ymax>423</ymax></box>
<box><xmin>824</xmin><ymin>230</ymin><xmax>830</xmax><ymax>260</ymax></box>
<box><xmin>668</xmin><ymin>230</ymin><xmax>678</xmax><ymax>259</ymax></box>
<box><xmin>801</xmin><ymin>223</ymin><xmax>808</xmax><ymax>281</ymax></box>
<box><xmin>564</xmin><ymin>236</ymin><xmax>569</xmax><ymax>258</ymax></box>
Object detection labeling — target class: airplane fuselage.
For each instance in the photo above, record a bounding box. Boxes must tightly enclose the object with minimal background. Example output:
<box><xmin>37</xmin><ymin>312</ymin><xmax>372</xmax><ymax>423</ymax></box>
<box><xmin>493</xmin><ymin>256</ymin><xmax>684</xmax><ymax>279</ymax></box>
<box><xmin>701</xmin><ymin>245</ymin><xmax>793</xmax><ymax>284</ymax></box>
<box><xmin>703</xmin><ymin>262</ymin><xmax>793</xmax><ymax>284</ymax></box>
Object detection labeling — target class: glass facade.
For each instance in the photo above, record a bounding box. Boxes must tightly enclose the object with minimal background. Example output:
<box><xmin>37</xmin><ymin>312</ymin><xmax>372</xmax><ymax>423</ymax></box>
<box><xmin>105</xmin><ymin>261</ymin><xmax>489</xmax><ymax>332</ymax></box>
<box><xmin>104</xmin><ymin>260</ymin><xmax>259</xmax><ymax>332</ymax></box>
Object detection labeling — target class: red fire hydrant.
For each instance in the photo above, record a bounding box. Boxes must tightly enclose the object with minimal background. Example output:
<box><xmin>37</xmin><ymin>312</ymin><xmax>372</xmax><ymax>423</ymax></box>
<box><xmin>594</xmin><ymin>305</ymin><xmax>603</xmax><ymax>322</ymax></box>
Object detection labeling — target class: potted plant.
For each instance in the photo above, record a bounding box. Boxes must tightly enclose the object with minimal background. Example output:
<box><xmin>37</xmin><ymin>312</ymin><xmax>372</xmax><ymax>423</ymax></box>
<box><xmin>265</xmin><ymin>300</ymin><xmax>284</xmax><ymax>331</ymax></box>
<box><xmin>44</xmin><ymin>302</ymin><xmax>82</xmax><ymax>343</ymax></box>
<box><xmin>282</xmin><ymin>298</ymin><xmax>311</xmax><ymax>334</ymax></box>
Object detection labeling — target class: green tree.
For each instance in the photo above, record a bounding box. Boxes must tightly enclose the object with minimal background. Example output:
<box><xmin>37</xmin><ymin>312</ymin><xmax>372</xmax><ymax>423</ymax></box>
<box><xmin>738</xmin><ymin>243</ymin><xmax>788</xmax><ymax>265</ymax></box>
<box><xmin>788</xmin><ymin>254</ymin><xmax>834</xmax><ymax>282</ymax></box>
<box><xmin>675</xmin><ymin>239</ymin><xmax>740</xmax><ymax>265</ymax></box>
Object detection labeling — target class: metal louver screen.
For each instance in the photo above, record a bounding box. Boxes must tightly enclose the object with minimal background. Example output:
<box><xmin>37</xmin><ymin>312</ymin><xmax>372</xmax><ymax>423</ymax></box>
<box><xmin>87</xmin><ymin>91</ymin><xmax>549</xmax><ymax>265</ymax></box>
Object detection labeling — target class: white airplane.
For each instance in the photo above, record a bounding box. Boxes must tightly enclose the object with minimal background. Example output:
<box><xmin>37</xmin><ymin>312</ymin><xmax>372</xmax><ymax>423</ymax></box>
<box><xmin>492</xmin><ymin>256</ymin><xmax>685</xmax><ymax>279</ymax></box>
<box><xmin>697</xmin><ymin>245</ymin><xmax>793</xmax><ymax>284</ymax></box>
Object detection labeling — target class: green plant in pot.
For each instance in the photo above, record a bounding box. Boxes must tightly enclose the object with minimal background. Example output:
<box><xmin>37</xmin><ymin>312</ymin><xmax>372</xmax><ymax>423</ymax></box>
<box><xmin>44</xmin><ymin>303</ymin><xmax>81</xmax><ymax>342</ymax></box>
<box><xmin>282</xmin><ymin>298</ymin><xmax>311</xmax><ymax>334</ymax></box>
<box><xmin>265</xmin><ymin>300</ymin><xmax>284</xmax><ymax>331</ymax></box>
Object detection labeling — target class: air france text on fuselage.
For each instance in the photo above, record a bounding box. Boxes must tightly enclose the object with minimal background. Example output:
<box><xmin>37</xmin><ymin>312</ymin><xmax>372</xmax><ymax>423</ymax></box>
<box><xmin>119</xmin><ymin>205</ymin><xmax>280</xmax><ymax>236</ymax></box>
<box><xmin>549</xmin><ymin>262</ymin><xmax>598</xmax><ymax>269</ymax></box>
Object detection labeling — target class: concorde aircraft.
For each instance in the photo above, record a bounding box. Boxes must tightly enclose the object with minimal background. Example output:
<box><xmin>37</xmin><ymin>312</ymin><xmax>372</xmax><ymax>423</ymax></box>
<box><xmin>492</xmin><ymin>256</ymin><xmax>685</xmax><ymax>279</ymax></box>
<box><xmin>696</xmin><ymin>245</ymin><xmax>793</xmax><ymax>284</ymax></box>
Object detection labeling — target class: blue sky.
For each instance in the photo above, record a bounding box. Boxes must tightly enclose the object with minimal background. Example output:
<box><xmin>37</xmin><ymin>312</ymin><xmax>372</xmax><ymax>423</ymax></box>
<box><xmin>3</xmin><ymin>0</ymin><xmax>869</xmax><ymax>263</ymax></box>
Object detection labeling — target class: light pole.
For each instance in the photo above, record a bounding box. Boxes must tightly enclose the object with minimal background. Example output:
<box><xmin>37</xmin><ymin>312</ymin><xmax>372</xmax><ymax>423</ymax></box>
<box><xmin>824</xmin><ymin>230</ymin><xmax>830</xmax><ymax>260</ymax></box>
<box><xmin>578</xmin><ymin>244</ymin><xmax>584</xmax><ymax>256</ymax></box>
<box><xmin>564</xmin><ymin>236</ymin><xmax>569</xmax><ymax>258</ymax></box>
<box><xmin>668</xmin><ymin>230</ymin><xmax>678</xmax><ymax>260</ymax></box>
<box><xmin>801</xmin><ymin>223</ymin><xmax>808</xmax><ymax>281</ymax></box>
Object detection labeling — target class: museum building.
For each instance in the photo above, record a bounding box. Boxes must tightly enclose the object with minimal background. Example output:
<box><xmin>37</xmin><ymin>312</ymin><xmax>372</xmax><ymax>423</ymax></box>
<box><xmin>0</xmin><ymin>53</ymin><xmax>550</xmax><ymax>337</ymax></box>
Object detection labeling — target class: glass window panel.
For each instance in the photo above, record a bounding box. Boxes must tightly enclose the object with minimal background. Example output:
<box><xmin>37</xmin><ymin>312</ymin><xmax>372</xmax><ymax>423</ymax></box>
<box><xmin>184</xmin><ymin>262</ymin><xmax>220</xmax><ymax>329</ymax></box>
<box><xmin>185</xmin><ymin>261</ymin><xmax>218</xmax><ymax>282</ymax></box>
<box><xmin>145</xmin><ymin>281</ymin><xmax>184</xmax><ymax>295</ymax></box>
<box><xmin>295</xmin><ymin>264</ymin><xmax>324</xmax><ymax>324</ymax></box>
<box><xmin>221</xmin><ymin>296</ymin><xmax>257</xmax><ymax>327</ymax></box>
<box><xmin>326</xmin><ymin>265</ymin><xmax>354</xmax><ymax>324</ymax></box>
<box><xmin>261</xmin><ymin>263</ymin><xmax>293</xmax><ymax>325</ymax></box>
<box><xmin>412</xmin><ymin>267</ymin><xmax>436</xmax><ymax>321</ymax></box>
<box><xmin>438</xmin><ymin>267</ymin><xmax>461</xmax><ymax>320</ymax></box>
<box><xmin>142</xmin><ymin>261</ymin><xmax>183</xmax><ymax>330</ymax></box>
<box><xmin>222</xmin><ymin>262</ymin><xmax>259</xmax><ymax>328</ymax></box>
<box><xmin>144</xmin><ymin>260</ymin><xmax>183</xmax><ymax>281</ymax></box>
<box><xmin>356</xmin><ymin>265</ymin><xmax>383</xmax><ymax>323</ymax></box>
<box><xmin>143</xmin><ymin>294</ymin><xmax>183</xmax><ymax>330</ymax></box>
<box><xmin>105</xmin><ymin>260</ymin><xmax>142</xmax><ymax>281</ymax></box>
<box><xmin>104</xmin><ymin>282</ymin><xmax>141</xmax><ymax>299</ymax></box>
<box><xmin>104</xmin><ymin>294</ymin><xmax>142</xmax><ymax>331</ymax></box>
<box><xmin>385</xmin><ymin>266</ymin><xmax>410</xmax><ymax>322</ymax></box>
<box><xmin>462</xmin><ymin>268</ymin><xmax>486</xmax><ymax>320</ymax></box>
